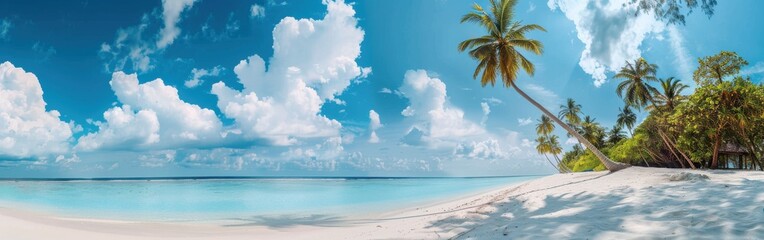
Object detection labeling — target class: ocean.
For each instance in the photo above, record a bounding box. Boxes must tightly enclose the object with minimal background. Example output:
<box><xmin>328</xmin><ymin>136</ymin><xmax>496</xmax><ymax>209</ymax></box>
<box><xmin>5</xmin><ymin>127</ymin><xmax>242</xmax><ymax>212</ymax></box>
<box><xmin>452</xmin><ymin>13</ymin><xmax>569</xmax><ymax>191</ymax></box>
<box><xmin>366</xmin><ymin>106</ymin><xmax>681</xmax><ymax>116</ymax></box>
<box><xmin>0</xmin><ymin>176</ymin><xmax>539</xmax><ymax>222</ymax></box>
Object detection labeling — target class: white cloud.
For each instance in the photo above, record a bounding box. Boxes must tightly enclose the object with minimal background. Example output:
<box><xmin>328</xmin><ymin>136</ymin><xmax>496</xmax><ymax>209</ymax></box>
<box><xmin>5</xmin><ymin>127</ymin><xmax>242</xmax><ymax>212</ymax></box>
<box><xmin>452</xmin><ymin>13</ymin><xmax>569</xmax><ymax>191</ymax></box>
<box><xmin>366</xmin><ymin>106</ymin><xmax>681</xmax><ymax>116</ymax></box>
<box><xmin>379</xmin><ymin>88</ymin><xmax>392</xmax><ymax>94</ymax></box>
<box><xmin>268</xmin><ymin>0</ymin><xmax>288</xmax><ymax>6</ymax></box>
<box><xmin>100</xmin><ymin>0</ymin><xmax>198</xmax><ymax>73</ymax></box>
<box><xmin>398</xmin><ymin>69</ymin><xmax>485</xmax><ymax>146</ymax></box>
<box><xmin>212</xmin><ymin>0</ymin><xmax>367</xmax><ymax>146</ymax></box>
<box><xmin>0</xmin><ymin>62</ymin><xmax>73</xmax><ymax>158</ymax></box>
<box><xmin>528</xmin><ymin>2</ymin><xmax>536</xmax><ymax>12</ymax></box>
<box><xmin>76</xmin><ymin>105</ymin><xmax>160</xmax><ymax>151</ymax></box>
<box><xmin>667</xmin><ymin>26</ymin><xmax>693</xmax><ymax>85</ymax></box>
<box><xmin>185</xmin><ymin>66</ymin><xmax>223</xmax><ymax>88</ymax></box>
<box><xmin>282</xmin><ymin>136</ymin><xmax>344</xmax><ymax>161</ymax></box>
<box><xmin>482</xmin><ymin>97</ymin><xmax>502</xmax><ymax>105</ymax></box>
<box><xmin>196</xmin><ymin>13</ymin><xmax>241</xmax><ymax>42</ymax></box>
<box><xmin>548</xmin><ymin>0</ymin><xmax>665</xmax><ymax>87</ymax></box>
<box><xmin>517</xmin><ymin>117</ymin><xmax>533</xmax><ymax>126</ymax></box>
<box><xmin>77</xmin><ymin>72</ymin><xmax>223</xmax><ymax>151</ymax></box>
<box><xmin>368</xmin><ymin>110</ymin><xmax>382</xmax><ymax>143</ymax></box>
<box><xmin>741</xmin><ymin>62</ymin><xmax>764</xmax><ymax>76</ymax></box>
<box><xmin>565</xmin><ymin>137</ymin><xmax>579</xmax><ymax>145</ymax></box>
<box><xmin>0</xmin><ymin>19</ymin><xmax>12</xmax><ymax>40</ymax></box>
<box><xmin>251</xmin><ymin>4</ymin><xmax>266</xmax><ymax>18</ymax></box>
<box><xmin>157</xmin><ymin>0</ymin><xmax>198</xmax><ymax>49</ymax></box>
<box><xmin>525</xmin><ymin>83</ymin><xmax>561</xmax><ymax>109</ymax></box>
<box><xmin>453</xmin><ymin>139</ymin><xmax>507</xmax><ymax>160</ymax></box>
<box><xmin>480</xmin><ymin>102</ymin><xmax>490</xmax><ymax>126</ymax></box>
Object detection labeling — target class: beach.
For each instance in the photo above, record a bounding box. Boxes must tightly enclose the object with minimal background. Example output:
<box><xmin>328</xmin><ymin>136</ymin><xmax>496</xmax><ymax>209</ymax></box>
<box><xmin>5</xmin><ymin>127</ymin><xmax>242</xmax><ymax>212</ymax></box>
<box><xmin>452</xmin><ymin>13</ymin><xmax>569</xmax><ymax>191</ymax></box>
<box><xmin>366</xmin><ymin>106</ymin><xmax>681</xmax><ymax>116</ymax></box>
<box><xmin>1</xmin><ymin>167</ymin><xmax>763</xmax><ymax>239</ymax></box>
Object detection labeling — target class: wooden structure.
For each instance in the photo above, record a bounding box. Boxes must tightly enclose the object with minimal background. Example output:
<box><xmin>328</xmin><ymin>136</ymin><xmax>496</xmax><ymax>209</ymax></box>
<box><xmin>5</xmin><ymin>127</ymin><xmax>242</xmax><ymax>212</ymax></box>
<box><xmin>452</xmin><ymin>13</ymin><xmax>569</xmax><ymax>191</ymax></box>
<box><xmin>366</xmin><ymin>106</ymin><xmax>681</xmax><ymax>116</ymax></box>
<box><xmin>718</xmin><ymin>143</ymin><xmax>754</xmax><ymax>169</ymax></box>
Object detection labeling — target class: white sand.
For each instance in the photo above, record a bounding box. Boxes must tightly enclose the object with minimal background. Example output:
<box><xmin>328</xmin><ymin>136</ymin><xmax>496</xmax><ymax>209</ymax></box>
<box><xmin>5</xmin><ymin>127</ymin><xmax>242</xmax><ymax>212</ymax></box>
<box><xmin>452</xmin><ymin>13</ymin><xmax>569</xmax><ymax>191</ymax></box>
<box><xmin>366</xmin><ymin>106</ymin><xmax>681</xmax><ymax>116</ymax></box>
<box><xmin>2</xmin><ymin>167</ymin><xmax>763</xmax><ymax>239</ymax></box>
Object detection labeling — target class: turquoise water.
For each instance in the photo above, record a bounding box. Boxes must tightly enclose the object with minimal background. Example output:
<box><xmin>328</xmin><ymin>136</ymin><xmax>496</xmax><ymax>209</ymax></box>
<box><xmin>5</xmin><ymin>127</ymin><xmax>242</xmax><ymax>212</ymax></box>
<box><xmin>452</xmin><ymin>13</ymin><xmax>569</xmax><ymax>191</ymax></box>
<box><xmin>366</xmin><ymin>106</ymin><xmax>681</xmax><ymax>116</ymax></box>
<box><xmin>0</xmin><ymin>176</ymin><xmax>538</xmax><ymax>222</ymax></box>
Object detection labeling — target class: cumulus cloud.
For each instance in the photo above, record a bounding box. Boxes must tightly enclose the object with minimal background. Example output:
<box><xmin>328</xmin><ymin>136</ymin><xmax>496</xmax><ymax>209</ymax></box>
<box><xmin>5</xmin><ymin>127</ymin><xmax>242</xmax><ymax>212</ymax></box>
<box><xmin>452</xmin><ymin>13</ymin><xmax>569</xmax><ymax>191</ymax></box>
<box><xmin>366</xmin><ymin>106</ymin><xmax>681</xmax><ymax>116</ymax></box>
<box><xmin>282</xmin><ymin>136</ymin><xmax>344</xmax><ymax>161</ymax></box>
<box><xmin>453</xmin><ymin>139</ymin><xmax>507</xmax><ymax>160</ymax></box>
<box><xmin>185</xmin><ymin>66</ymin><xmax>223</xmax><ymax>88</ymax></box>
<box><xmin>517</xmin><ymin>117</ymin><xmax>533</xmax><ymax>126</ymax></box>
<box><xmin>0</xmin><ymin>62</ymin><xmax>73</xmax><ymax>158</ymax></box>
<box><xmin>398</xmin><ymin>69</ymin><xmax>485</xmax><ymax>147</ymax></box>
<box><xmin>212</xmin><ymin>0</ymin><xmax>367</xmax><ymax>146</ymax></box>
<box><xmin>368</xmin><ymin>110</ymin><xmax>382</xmax><ymax>143</ymax></box>
<box><xmin>157</xmin><ymin>0</ymin><xmax>198</xmax><ymax>49</ymax></box>
<box><xmin>77</xmin><ymin>72</ymin><xmax>223</xmax><ymax>151</ymax></box>
<box><xmin>548</xmin><ymin>0</ymin><xmax>666</xmax><ymax>87</ymax></box>
<box><xmin>251</xmin><ymin>4</ymin><xmax>266</xmax><ymax>18</ymax></box>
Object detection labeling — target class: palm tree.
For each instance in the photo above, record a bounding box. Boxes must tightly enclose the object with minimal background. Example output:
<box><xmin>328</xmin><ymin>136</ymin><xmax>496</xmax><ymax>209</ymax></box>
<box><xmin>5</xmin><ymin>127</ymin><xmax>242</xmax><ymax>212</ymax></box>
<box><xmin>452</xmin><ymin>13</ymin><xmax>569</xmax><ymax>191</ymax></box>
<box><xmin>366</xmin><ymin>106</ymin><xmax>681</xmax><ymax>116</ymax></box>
<box><xmin>650</xmin><ymin>77</ymin><xmax>688</xmax><ymax>111</ymax></box>
<box><xmin>547</xmin><ymin>135</ymin><xmax>570</xmax><ymax>173</ymax></box>
<box><xmin>581</xmin><ymin>115</ymin><xmax>605</xmax><ymax>148</ymax></box>
<box><xmin>615</xmin><ymin>58</ymin><xmax>659</xmax><ymax>109</ymax></box>
<box><xmin>535</xmin><ymin>136</ymin><xmax>561</xmax><ymax>172</ymax></box>
<box><xmin>458</xmin><ymin>0</ymin><xmax>629</xmax><ymax>171</ymax></box>
<box><xmin>536</xmin><ymin>115</ymin><xmax>554</xmax><ymax>136</ymax></box>
<box><xmin>558</xmin><ymin>98</ymin><xmax>583</xmax><ymax>127</ymax></box>
<box><xmin>607</xmin><ymin>125</ymin><xmax>626</xmax><ymax>145</ymax></box>
<box><xmin>616</xmin><ymin>106</ymin><xmax>637</xmax><ymax>136</ymax></box>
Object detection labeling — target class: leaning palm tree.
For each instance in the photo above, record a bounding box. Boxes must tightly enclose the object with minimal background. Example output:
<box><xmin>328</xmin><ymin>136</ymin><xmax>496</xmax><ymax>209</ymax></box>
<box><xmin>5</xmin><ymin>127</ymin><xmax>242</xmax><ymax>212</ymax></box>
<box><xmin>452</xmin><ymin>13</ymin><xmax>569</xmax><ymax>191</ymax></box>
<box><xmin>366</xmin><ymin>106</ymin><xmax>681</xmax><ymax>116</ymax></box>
<box><xmin>615</xmin><ymin>58</ymin><xmax>659</xmax><ymax>109</ymax></box>
<box><xmin>459</xmin><ymin>0</ymin><xmax>629</xmax><ymax>171</ymax></box>
<box><xmin>650</xmin><ymin>77</ymin><xmax>688</xmax><ymax>111</ymax></box>
<box><xmin>616</xmin><ymin>106</ymin><xmax>637</xmax><ymax>136</ymax></box>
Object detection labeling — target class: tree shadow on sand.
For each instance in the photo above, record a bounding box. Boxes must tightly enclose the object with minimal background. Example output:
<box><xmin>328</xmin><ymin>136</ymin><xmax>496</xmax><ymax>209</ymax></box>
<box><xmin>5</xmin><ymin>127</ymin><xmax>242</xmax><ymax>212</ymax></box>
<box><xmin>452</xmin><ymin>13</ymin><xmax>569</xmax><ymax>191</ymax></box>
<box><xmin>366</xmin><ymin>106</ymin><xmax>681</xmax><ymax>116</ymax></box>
<box><xmin>426</xmin><ymin>171</ymin><xmax>764</xmax><ymax>239</ymax></box>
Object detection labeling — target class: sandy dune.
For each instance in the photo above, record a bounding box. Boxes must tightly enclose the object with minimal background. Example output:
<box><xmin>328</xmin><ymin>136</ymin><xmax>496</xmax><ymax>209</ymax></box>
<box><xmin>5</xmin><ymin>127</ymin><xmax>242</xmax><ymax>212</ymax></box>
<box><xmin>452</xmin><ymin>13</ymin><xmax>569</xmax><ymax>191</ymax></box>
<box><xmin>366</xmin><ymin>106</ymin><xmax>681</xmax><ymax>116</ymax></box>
<box><xmin>2</xmin><ymin>167</ymin><xmax>763</xmax><ymax>239</ymax></box>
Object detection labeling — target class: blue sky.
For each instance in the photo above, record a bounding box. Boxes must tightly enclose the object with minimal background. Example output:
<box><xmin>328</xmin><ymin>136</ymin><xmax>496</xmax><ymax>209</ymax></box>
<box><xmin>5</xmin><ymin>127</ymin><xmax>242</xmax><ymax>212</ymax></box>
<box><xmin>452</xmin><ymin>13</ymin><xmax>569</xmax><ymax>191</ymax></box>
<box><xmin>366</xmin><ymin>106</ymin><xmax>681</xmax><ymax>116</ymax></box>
<box><xmin>0</xmin><ymin>0</ymin><xmax>762</xmax><ymax>178</ymax></box>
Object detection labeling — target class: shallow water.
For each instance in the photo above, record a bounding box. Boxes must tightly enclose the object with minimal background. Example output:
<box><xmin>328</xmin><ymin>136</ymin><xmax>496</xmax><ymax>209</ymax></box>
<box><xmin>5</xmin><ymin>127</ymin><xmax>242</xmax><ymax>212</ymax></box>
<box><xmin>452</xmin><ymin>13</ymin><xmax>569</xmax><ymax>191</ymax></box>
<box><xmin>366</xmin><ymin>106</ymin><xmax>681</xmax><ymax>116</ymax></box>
<box><xmin>0</xmin><ymin>176</ymin><xmax>538</xmax><ymax>222</ymax></box>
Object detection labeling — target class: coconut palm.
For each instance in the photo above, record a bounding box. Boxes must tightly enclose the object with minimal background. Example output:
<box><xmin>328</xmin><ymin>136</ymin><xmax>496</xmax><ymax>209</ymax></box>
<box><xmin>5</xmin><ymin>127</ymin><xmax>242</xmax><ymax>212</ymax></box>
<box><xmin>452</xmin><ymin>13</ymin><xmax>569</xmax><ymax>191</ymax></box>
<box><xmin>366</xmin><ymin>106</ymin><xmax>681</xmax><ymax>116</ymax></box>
<box><xmin>615</xmin><ymin>58</ymin><xmax>659</xmax><ymax>109</ymax></box>
<box><xmin>547</xmin><ymin>135</ymin><xmax>570</xmax><ymax>172</ymax></box>
<box><xmin>535</xmin><ymin>136</ymin><xmax>561</xmax><ymax>172</ymax></box>
<box><xmin>616</xmin><ymin>106</ymin><xmax>637</xmax><ymax>135</ymax></box>
<box><xmin>607</xmin><ymin>125</ymin><xmax>626</xmax><ymax>146</ymax></box>
<box><xmin>558</xmin><ymin>98</ymin><xmax>583</xmax><ymax>127</ymax></box>
<box><xmin>581</xmin><ymin>115</ymin><xmax>605</xmax><ymax>148</ymax></box>
<box><xmin>650</xmin><ymin>77</ymin><xmax>688</xmax><ymax>111</ymax></box>
<box><xmin>458</xmin><ymin>0</ymin><xmax>628</xmax><ymax>171</ymax></box>
<box><xmin>536</xmin><ymin>115</ymin><xmax>554</xmax><ymax>136</ymax></box>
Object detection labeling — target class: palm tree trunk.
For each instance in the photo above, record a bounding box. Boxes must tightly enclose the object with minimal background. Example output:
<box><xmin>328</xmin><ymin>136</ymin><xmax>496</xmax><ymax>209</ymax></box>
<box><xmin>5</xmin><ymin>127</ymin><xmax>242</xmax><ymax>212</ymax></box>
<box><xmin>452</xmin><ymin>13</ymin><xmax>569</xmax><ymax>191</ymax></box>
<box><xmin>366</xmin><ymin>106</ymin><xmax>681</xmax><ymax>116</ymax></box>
<box><xmin>665</xmin><ymin>134</ymin><xmax>696</xmax><ymax>169</ymax></box>
<box><xmin>542</xmin><ymin>154</ymin><xmax>561</xmax><ymax>173</ymax></box>
<box><xmin>511</xmin><ymin>84</ymin><xmax>630</xmax><ymax>171</ymax></box>
<box><xmin>658</xmin><ymin>130</ymin><xmax>685</xmax><ymax>168</ymax></box>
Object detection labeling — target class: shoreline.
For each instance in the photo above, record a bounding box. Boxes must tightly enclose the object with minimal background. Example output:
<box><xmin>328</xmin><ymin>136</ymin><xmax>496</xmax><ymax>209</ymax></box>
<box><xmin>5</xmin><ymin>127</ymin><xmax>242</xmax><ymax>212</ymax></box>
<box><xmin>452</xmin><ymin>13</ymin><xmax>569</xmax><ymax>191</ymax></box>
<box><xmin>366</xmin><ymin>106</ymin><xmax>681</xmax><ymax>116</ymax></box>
<box><xmin>2</xmin><ymin>167</ymin><xmax>763</xmax><ymax>239</ymax></box>
<box><xmin>0</xmin><ymin>177</ymin><xmax>534</xmax><ymax>240</ymax></box>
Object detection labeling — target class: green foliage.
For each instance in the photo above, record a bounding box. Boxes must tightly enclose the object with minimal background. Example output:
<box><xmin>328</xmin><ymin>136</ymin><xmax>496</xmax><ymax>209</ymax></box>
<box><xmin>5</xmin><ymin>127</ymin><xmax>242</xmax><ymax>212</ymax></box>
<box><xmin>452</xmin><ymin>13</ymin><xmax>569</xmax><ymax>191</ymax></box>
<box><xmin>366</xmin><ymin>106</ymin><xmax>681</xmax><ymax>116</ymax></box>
<box><xmin>458</xmin><ymin>0</ymin><xmax>545</xmax><ymax>87</ymax></box>
<box><xmin>558</xmin><ymin>98</ymin><xmax>583</xmax><ymax>127</ymax></box>
<box><xmin>608</xmin><ymin>133</ymin><xmax>650</xmax><ymax>165</ymax></box>
<box><xmin>633</xmin><ymin>0</ymin><xmax>717</xmax><ymax>25</ymax></box>
<box><xmin>672</xmin><ymin>77</ymin><xmax>764</xmax><ymax>167</ymax></box>
<box><xmin>569</xmin><ymin>150</ymin><xmax>606</xmax><ymax>172</ymax></box>
<box><xmin>615</xmin><ymin>58</ymin><xmax>659</xmax><ymax>109</ymax></box>
<box><xmin>616</xmin><ymin>106</ymin><xmax>637</xmax><ymax>133</ymax></box>
<box><xmin>693</xmin><ymin>51</ymin><xmax>748</xmax><ymax>86</ymax></box>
